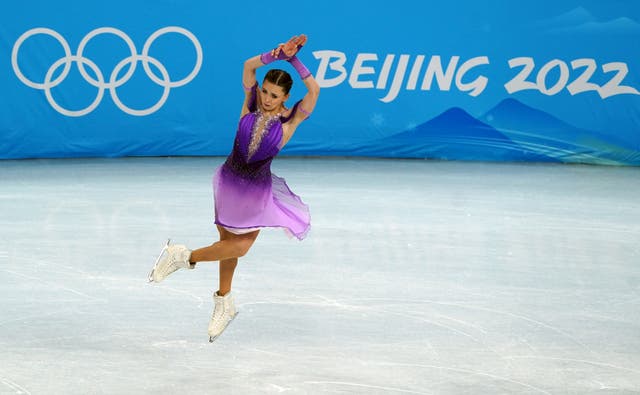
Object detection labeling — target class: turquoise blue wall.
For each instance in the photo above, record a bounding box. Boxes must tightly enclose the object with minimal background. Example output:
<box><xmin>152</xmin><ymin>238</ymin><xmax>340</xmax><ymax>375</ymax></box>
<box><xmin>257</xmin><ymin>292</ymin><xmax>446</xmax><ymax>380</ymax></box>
<box><xmin>2</xmin><ymin>1</ymin><xmax>639</xmax><ymax>164</ymax></box>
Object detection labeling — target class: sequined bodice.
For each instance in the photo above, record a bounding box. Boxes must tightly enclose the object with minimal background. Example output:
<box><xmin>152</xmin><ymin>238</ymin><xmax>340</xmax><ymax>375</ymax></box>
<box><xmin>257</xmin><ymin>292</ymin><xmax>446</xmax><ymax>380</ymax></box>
<box><xmin>223</xmin><ymin>110</ymin><xmax>284</xmax><ymax>181</ymax></box>
<box><xmin>247</xmin><ymin>111</ymin><xmax>282</xmax><ymax>160</ymax></box>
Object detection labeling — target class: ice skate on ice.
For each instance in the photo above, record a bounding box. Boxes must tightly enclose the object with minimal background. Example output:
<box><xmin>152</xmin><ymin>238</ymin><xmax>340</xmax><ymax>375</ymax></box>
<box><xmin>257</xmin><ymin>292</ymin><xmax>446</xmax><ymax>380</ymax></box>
<box><xmin>208</xmin><ymin>291</ymin><xmax>238</xmax><ymax>342</ymax></box>
<box><xmin>148</xmin><ymin>239</ymin><xmax>194</xmax><ymax>283</ymax></box>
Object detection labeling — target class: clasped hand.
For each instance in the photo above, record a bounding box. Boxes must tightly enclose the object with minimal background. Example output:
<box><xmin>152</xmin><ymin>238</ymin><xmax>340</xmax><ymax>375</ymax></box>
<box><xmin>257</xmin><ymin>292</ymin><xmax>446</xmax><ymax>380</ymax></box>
<box><xmin>271</xmin><ymin>34</ymin><xmax>308</xmax><ymax>60</ymax></box>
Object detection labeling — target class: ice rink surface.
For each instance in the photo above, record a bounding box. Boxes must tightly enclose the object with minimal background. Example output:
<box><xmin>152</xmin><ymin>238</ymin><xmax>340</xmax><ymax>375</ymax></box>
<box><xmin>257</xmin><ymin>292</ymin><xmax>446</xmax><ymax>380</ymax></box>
<box><xmin>1</xmin><ymin>157</ymin><xmax>639</xmax><ymax>394</ymax></box>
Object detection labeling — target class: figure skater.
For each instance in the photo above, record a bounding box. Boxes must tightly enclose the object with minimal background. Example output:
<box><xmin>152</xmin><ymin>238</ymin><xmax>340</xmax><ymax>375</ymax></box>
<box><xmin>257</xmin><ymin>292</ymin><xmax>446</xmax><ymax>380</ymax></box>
<box><xmin>148</xmin><ymin>34</ymin><xmax>320</xmax><ymax>342</ymax></box>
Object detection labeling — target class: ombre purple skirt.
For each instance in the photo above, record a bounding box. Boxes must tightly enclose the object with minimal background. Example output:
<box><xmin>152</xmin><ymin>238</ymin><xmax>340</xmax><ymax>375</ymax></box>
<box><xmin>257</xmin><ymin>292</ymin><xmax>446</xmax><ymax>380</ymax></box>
<box><xmin>213</xmin><ymin>88</ymin><xmax>310</xmax><ymax>240</ymax></box>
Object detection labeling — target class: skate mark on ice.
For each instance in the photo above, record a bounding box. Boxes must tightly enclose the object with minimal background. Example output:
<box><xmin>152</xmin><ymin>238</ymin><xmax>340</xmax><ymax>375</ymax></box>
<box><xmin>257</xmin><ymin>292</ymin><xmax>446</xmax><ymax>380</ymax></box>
<box><xmin>0</xmin><ymin>268</ymin><xmax>104</xmax><ymax>302</ymax></box>
<box><xmin>309</xmin><ymin>295</ymin><xmax>498</xmax><ymax>351</ymax></box>
<box><xmin>152</xmin><ymin>340</ymin><xmax>189</xmax><ymax>348</ymax></box>
<box><xmin>246</xmin><ymin>347</ymin><xmax>290</xmax><ymax>359</ymax></box>
<box><xmin>376</xmin><ymin>308</ymin><xmax>510</xmax><ymax>364</ymax></box>
<box><xmin>504</xmin><ymin>356</ymin><xmax>640</xmax><ymax>375</ymax></box>
<box><xmin>266</xmin><ymin>383</ymin><xmax>292</xmax><ymax>393</ymax></box>
<box><xmin>449</xmin><ymin>303</ymin><xmax>598</xmax><ymax>357</ymax></box>
<box><xmin>0</xmin><ymin>309</ymin><xmax>77</xmax><ymax>327</ymax></box>
<box><xmin>240</xmin><ymin>299</ymin><xmax>362</xmax><ymax>312</ymax></box>
<box><xmin>162</xmin><ymin>286</ymin><xmax>204</xmax><ymax>308</ymax></box>
<box><xmin>339</xmin><ymin>297</ymin><xmax>596</xmax><ymax>356</ymax></box>
<box><xmin>422</xmin><ymin>310</ymin><xmax>488</xmax><ymax>334</ymax></box>
<box><xmin>303</xmin><ymin>380</ymin><xmax>430</xmax><ymax>394</ymax></box>
<box><xmin>591</xmin><ymin>380</ymin><xmax>619</xmax><ymax>390</ymax></box>
<box><xmin>243</xmin><ymin>297</ymin><xmax>508</xmax><ymax>361</ymax></box>
<box><xmin>375</xmin><ymin>362</ymin><xmax>553</xmax><ymax>395</ymax></box>
<box><xmin>0</xmin><ymin>377</ymin><xmax>31</xmax><ymax>395</ymax></box>
<box><xmin>377</xmin><ymin>308</ymin><xmax>480</xmax><ymax>342</ymax></box>
<box><xmin>243</xmin><ymin>297</ymin><xmax>476</xmax><ymax>342</ymax></box>
<box><xmin>316</xmin><ymin>295</ymin><xmax>489</xmax><ymax>337</ymax></box>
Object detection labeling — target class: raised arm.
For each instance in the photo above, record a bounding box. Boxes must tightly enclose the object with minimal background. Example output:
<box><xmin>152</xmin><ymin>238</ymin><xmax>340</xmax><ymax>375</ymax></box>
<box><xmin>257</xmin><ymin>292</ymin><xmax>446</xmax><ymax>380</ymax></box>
<box><xmin>240</xmin><ymin>55</ymin><xmax>263</xmax><ymax>117</ymax></box>
<box><xmin>241</xmin><ymin>35</ymin><xmax>308</xmax><ymax>117</ymax></box>
<box><xmin>242</xmin><ymin>55</ymin><xmax>263</xmax><ymax>93</ymax></box>
<box><xmin>290</xmin><ymin>65</ymin><xmax>320</xmax><ymax>124</ymax></box>
<box><xmin>277</xmin><ymin>35</ymin><xmax>321</xmax><ymax>145</ymax></box>
<box><xmin>240</xmin><ymin>35</ymin><xmax>320</xmax><ymax>135</ymax></box>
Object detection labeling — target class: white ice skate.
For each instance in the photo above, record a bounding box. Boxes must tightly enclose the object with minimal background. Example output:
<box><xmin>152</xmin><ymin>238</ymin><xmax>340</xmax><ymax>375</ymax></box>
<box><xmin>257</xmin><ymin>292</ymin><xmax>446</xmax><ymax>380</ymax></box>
<box><xmin>148</xmin><ymin>239</ymin><xmax>194</xmax><ymax>283</ymax></box>
<box><xmin>208</xmin><ymin>291</ymin><xmax>238</xmax><ymax>342</ymax></box>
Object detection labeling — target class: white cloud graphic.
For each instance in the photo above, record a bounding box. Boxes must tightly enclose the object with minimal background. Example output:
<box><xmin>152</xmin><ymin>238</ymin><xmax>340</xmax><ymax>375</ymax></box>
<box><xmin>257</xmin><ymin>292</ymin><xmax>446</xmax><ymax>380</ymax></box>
<box><xmin>534</xmin><ymin>6</ymin><xmax>640</xmax><ymax>34</ymax></box>
<box><xmin>541</xmin><ymin>6</ymin><xmax>596</xmax><ymax>28</ymax></box>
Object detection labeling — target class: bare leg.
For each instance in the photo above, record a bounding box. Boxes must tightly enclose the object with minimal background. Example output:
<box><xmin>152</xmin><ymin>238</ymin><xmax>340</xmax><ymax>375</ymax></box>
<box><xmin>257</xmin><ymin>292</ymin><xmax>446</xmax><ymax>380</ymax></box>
<box><xmin>191</xmin><ymin>225</ymin><xmax>260</xmax><ymax>295</ymax></box>
<box><xmin>189</xmin><ymin>227</ymin><xmax>260</xmax><ymax>263</ymax></box>
<box><xmin>218</xmin><ymin>258</ymin><xmax>237</xmax><ymax>296</ymax></box>
<box><xmin>217</xmin><ymin>226</ymin><xmax>242</xmax><ymax>296</ymax></box>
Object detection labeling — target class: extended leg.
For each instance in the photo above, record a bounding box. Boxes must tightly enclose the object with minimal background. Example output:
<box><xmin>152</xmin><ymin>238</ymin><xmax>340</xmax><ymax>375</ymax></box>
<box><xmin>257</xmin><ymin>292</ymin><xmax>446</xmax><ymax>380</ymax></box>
<box><xmin>189</xmin><ymin>227</ymin><xmax>260</xmax><ymax>264</ymax></box>
<box><xmin>149</xmin><ymin>227</ymin><xmax>259</xmax><ymax>284</ymax></box>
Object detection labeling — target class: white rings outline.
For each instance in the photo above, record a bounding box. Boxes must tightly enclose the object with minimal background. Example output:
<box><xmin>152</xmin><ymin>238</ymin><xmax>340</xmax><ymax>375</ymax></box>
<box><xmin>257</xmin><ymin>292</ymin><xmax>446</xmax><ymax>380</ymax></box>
<box><xmin>12</xmin><ymin>26</ymin><xmax>202</xmax><ymax>117</ymax></box>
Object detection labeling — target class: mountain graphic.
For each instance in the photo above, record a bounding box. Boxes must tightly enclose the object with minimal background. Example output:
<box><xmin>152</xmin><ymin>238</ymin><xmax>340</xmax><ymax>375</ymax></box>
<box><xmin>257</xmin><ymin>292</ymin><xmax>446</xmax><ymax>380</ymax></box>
<box><xmin>481</xmin><ymin>98</ymin><xmax>639</xmax><ymax>165</ymax></box>
<box><xmin>283</xmin><ymin>100</ymin><xmax>639</xmax><ymax>165</ymax></box>
<box><xmin>348</xmin><ymin>107</ymin><xmax>558</xmax><ymax>162</ymax></box>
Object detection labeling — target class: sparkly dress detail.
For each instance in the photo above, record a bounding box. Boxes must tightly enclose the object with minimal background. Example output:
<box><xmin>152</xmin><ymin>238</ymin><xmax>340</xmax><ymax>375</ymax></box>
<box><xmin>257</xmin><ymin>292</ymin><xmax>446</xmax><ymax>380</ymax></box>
<box><xmin>212</xmin><ymin>85</ymin><xmax>310</xmax><ymax>240</ymax></box>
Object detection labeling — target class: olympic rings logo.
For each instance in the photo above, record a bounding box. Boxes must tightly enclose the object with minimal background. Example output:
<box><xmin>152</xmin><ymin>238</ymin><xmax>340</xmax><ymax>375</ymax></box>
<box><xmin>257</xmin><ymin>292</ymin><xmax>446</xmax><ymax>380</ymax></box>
<box><xmin>11</xmin><ymin>27</ymin><xmax>202</xmax><ymax>117</ymax></box>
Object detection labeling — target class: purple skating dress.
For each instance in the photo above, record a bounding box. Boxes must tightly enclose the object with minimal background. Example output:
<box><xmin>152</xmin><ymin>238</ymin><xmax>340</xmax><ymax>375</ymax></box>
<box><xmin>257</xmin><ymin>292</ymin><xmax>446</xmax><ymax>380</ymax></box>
<box><xmin>212</xmin><ymin>85</ymin><xmax>310</xmax><ymax>240</ymax></box>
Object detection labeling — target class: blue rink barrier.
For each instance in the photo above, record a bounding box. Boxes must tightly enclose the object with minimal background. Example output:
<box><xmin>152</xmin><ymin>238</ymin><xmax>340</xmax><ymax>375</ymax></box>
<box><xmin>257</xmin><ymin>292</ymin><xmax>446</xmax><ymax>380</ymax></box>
<box><xmin>1</xmin><ymin>1</ymin><xmax>639</xmax><ymax>165</ymax></box>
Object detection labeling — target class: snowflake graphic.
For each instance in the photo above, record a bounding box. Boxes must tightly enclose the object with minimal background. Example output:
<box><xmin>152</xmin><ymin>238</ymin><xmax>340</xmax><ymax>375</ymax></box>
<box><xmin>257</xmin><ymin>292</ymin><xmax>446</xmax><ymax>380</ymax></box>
<box><xmin>371</xmin><ymin>113</ymin><xmax>385</xmax><ymax>127</ymax></box>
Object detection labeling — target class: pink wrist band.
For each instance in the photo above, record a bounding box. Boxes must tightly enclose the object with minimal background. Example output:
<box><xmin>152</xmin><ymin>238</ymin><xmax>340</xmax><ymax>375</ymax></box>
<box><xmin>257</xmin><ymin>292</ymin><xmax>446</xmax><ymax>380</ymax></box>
<box><xmin>287</xmin><ymin>55</ymin><xmax>311</xmax><ymax>80</ymax></box>
<box><xmin>260</xmin><ymin>49</ymin><xmax>290</xmax><ymax>65</ymax></box>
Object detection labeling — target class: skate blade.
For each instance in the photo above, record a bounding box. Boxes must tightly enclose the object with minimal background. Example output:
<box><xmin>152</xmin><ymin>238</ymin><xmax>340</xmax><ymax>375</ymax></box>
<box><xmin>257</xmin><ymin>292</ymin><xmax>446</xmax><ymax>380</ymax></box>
<box><xmin>148</xmin><ymin>238</ymin><xmax>171</xmax><ymax>283</ymax></box>
<box><xmin>209</xmin><ymin>312</ymin><xmax>238</xmax><ymax>343</ymax></box>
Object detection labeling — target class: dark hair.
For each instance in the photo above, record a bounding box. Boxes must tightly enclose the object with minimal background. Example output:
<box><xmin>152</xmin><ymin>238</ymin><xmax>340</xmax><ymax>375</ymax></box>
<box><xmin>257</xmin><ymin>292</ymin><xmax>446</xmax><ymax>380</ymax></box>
<box><xmin>264</xmin><ymin>69</ymin><xmax>293</xmax><ymax>94</ymax></box>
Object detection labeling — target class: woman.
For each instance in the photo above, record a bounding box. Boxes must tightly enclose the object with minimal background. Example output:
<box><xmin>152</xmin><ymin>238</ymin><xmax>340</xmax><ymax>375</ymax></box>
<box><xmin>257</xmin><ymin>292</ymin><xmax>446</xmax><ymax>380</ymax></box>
<box><xmin>149</xmin><ymin>34</ymin><xmax>320</xmax><ymax>342</ymax></box>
